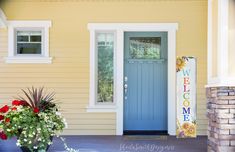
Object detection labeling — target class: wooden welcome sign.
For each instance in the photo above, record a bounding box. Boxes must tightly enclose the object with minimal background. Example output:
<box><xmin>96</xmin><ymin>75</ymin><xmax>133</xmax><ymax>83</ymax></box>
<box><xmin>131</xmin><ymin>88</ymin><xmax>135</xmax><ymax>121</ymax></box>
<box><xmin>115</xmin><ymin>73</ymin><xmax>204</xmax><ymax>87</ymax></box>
<box><xmin>176</xmin><ymin>56</ymin><xmax>197</xmax><ymax>138</ymax></box>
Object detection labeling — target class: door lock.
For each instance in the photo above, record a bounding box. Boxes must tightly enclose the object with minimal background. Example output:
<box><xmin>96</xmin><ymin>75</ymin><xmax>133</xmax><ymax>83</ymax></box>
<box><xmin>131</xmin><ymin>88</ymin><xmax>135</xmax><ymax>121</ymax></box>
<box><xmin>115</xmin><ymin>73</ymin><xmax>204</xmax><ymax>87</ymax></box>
<box><xmin>124</xmin><ymin>84</ymin><xmax>128</xmax><ymax>94</ymax></box>
<box><xmin>125</xmin><ymin>76</ymin><xmax>128</xmax><ymax>82</ymax></box>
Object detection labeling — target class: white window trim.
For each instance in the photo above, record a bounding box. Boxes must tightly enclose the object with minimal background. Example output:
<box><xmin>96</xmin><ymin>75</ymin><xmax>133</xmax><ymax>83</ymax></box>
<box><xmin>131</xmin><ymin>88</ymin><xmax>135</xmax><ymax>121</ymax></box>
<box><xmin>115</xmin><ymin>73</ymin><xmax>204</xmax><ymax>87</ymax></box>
<box><xmin>87</xmin><ymin>30</ymin><xmax>117</xmax><ymax>112</ymax></box>
<box><xmin>87</xmin><ymin>23</ymin><xmax>178</xmax><ymax>136</ymax></box>
<box><xmin>5</xmin><ymin>20</ymin><xmax>52</xmax><ymax>64</ymax></box>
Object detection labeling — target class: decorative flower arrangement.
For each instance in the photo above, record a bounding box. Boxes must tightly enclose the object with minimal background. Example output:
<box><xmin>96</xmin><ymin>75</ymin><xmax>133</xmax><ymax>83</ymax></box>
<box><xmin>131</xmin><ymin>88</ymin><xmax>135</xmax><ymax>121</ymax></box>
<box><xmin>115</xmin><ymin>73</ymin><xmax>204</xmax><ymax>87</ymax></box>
<box><xmin>0</xmin><ymin>87</ymin><xmax>67</xmax><ymax>152</ymax></box>
<box><xmin>177</xmin><ymin>119</ymin><xmax>196</xmax><ymax>138</ymax></box>
<box><xmin>176</xmin><ymin>56</ymin><xmax>187</xmax><ymax>72</ymax></box>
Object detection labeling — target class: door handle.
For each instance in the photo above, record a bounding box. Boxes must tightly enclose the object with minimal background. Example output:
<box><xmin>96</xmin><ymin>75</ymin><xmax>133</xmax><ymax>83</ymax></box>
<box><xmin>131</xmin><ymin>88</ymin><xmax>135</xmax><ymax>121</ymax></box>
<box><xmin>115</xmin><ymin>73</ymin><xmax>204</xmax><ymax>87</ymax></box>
<box><xmin>124</xmin><ymin>76</ymin><xmax>128</xmax><ymax>97</ymax></box>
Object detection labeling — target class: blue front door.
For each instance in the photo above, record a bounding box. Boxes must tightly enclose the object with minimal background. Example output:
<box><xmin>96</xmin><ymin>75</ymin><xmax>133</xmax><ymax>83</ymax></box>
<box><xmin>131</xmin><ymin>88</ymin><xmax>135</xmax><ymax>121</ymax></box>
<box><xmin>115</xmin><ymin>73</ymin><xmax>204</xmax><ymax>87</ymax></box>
<box><xmin>124</xmin><ymin>32</ymin><xmax>168</xmax><ymax>132</ymax></box>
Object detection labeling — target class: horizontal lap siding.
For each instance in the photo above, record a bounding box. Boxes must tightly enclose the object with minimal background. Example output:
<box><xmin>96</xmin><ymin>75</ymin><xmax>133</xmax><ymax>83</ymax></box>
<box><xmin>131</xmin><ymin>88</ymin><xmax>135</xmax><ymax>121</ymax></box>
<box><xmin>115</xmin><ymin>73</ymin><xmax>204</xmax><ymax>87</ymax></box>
<box><xmin>0</xmin><ymin>0</ymin><xmax>207</xmax><ymax>135</ymax></box>
<box><xmin>0</xmin><ymin>26</ymin><xmax>116</xmax><ymax>135</ymax></box>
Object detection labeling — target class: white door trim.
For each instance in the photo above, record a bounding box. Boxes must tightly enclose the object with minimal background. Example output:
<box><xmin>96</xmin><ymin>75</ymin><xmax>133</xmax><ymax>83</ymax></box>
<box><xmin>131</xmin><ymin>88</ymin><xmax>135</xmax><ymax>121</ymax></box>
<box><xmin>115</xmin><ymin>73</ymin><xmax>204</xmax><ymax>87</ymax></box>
<box><xmin>88</xmin><ymin>23</ymin><xmax>178</xmax><ymax>135</ymax></box>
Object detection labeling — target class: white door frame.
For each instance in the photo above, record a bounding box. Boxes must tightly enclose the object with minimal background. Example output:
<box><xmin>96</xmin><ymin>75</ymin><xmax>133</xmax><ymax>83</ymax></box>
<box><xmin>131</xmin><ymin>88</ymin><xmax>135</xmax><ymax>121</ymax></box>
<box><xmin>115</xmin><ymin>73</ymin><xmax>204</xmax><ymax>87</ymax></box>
<box><xmin>88</xmin><ymin>23</ymin><xmax>178</xmax><ymax>135</ymax></box>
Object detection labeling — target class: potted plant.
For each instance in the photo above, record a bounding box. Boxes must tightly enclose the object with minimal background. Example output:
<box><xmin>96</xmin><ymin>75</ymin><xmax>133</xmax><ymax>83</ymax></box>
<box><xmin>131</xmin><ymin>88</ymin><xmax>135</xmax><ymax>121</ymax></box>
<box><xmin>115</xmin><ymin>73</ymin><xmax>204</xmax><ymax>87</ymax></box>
<box><xmin>0</xmin><ymin>87</ymin><xmax>67</xmax><ymax>152</ymax></box>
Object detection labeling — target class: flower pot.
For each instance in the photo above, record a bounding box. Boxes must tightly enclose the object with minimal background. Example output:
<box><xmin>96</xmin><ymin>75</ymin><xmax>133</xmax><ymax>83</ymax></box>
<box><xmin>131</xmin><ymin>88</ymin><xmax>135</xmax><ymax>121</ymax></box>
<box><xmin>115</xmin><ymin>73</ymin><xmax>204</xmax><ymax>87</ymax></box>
<box><xmin>20</xmin><ymin>145</ymin><xmax>51</xmax><ymax>152</ymax></box>
<box><xmin>19</xmin><ymin>136</ymin><xmax>53</xmax><ymax>152</ymax></box>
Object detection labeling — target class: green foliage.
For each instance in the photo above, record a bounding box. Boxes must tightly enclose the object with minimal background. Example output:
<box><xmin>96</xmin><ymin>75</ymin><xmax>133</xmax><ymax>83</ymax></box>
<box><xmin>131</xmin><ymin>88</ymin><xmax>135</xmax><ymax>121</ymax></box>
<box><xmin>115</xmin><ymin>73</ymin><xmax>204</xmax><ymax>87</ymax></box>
<box><xmin>130</xmin><ymin>38</ymin><xmax>161</xmax><ymax>59</ymax></box>
<box><xmin>97</xmin><ymin>46</ymin><xmax>113</xmax><ymax>102</ymax></box>
<box><xmin>17</xmin><ymin>87</ymin><xmax>56</xmax><ymax>111</ymax></box>
<box><xmin>0</xmin><ymin>88</ymin><xmax>66</xmax><ymax>152</ymax></box>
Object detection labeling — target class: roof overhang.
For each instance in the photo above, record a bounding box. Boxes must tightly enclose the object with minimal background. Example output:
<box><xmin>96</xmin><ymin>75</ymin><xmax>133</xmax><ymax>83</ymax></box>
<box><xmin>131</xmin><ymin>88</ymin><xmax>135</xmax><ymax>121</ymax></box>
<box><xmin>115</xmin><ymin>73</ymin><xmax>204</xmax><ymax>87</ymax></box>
<box><xmin>0</xmin><ymin>9</ymin><xmax>7</xmax><ymax>28</ymax></box>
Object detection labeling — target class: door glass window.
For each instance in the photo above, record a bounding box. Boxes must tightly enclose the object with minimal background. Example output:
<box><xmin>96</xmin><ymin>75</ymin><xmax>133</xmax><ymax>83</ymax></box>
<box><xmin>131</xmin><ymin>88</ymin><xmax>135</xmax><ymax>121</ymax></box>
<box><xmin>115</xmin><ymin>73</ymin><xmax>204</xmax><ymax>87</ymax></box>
<box><xmin>129</xmin><ymin>37</ymin><xmax>161</xmax><ymax>59</ymax></box>
<box><xmin>97</xmin><ymin>33</ymin><xmax>114</xmax><ymax>103</ymax></box>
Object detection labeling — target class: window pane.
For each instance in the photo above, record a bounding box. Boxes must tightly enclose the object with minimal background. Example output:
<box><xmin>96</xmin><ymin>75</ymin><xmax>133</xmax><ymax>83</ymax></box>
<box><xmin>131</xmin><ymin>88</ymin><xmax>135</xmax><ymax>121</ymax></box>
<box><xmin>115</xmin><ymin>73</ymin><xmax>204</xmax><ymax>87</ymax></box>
<box><xmin>30</xmin><ymin>35</ymin><xmax>41</xmax><ymax>42</ymax></box>
<box><xmin>129</xmin><ymin>37</ymin><xmax>161</xmax><ymax>59</ymax></box>
<box><xmin>16</xmin><ymin>30</ymin><xmax>42</xmax><ymax>55</ymax></box>
<box><xmin>97</xmin><ymin>33</ymin><xmax>114</xmax><ymax>103</ymax></box>
<box><xmin>17</xmin><ymin>36</ymin><xmax>29</xmax><ymax>42</ymax></box>
<box><xmin>17</xmin><ymin>31</ymin><xmax>41</xmax><ymax>36</ymax></box>
<box><xmin>17</xmin><ymin>43</ymin><xmax>41</xmax><ymax>54</ymax></box>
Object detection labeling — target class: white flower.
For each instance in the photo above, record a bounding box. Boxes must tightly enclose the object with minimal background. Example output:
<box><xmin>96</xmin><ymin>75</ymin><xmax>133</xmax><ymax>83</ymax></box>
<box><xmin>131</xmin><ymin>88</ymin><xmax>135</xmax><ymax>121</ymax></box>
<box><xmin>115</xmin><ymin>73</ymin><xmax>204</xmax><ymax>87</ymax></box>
<box><xmin>16</xmin><ymin>142</ymin><xmax>21</xmax><ymax>146</ymax></box>
<box><xmin>29</xmin><ymin>134</ymin><xmax>33</xmax><ymax>137</ymax></box>
<box><xmin>32</xmin><ymin>132</ymin><xmax>36</xmax><ymax>135</ymax></box>
<box><xmin>38</xmin><ymin>138</ymin><xmax>41</xmax><ymax>141</ymax></box>
<box><xmin>48</xmin><ymin>141</ymin><xmax>52</xmax><ymax>145</ymax></box>
<box><xmin>24</xmin><ymin>139</ymin><xmax>27</xmax><ymax>142</ymax></box>
<box><xmin>64</xmin><ymin>122</ymin><xmax>68</xmax><ymax>129</ymax></box>
<box><xmin>56</xmin><ymin>112</ymin><xmax>61</xmax><ymax>116</ymax></box>
<box><xmin>33</xmin><ymin>146</ymin><xmax>38</xmax><ymax>149</ymax></box>
<box><xmin>6</xmin><ymin>129</ymin><xmax>11</xmax><ymax>132</ymax></box>
<box><xmin>16</xmin><ymin>140</ymin><xmax>21</xmax><ymax>147</ymax></box>
<box><xmin>28</xmin><ymin>141</ymin><xmax>32</xmax><ymax>144</ymax></box>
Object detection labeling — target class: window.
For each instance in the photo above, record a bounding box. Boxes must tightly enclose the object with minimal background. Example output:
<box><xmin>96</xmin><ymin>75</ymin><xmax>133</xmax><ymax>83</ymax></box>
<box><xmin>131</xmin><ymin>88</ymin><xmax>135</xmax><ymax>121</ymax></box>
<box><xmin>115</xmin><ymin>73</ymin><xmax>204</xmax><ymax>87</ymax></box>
<box><xmin>6</xmin><ymin>21</ymin><xmax>52</xmax><ymax>63</ymax></box>
<box><xmin>87</xmin><ymin>30</ymin><xmax>116</xmax><ymax>112</ymax></box>
<box><xmin>129</xmin><ymin>37</ymin><xmax>161</xmax><ymax>59</ymax></box>
<box><xmin>97</xmin><ymin>33</ymin><xmax>114</xmax><ymax>103</ymax></box>
<box><xmin>16</xmin><ymin>30</ymin><xmax>42</xmax><ymax>55</ymax></box>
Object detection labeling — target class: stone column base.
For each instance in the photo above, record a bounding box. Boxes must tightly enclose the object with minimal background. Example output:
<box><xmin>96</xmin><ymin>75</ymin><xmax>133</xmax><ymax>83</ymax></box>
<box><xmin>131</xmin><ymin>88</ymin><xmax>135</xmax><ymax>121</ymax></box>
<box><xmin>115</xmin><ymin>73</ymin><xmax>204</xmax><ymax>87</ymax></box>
<box><xmin>207</xmin><ymin>87</ymin><xmax>235</xmax><ymax>152</ymax></box>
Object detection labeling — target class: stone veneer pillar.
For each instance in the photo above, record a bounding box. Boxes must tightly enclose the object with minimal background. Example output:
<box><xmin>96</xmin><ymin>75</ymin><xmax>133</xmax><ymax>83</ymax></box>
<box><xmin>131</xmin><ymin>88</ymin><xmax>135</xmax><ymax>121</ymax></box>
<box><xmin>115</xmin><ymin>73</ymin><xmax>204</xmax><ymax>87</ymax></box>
<box><xmin>207</xmin><ymin>87</ymin><xmax>235</xmax><ymax>152</ymax></box>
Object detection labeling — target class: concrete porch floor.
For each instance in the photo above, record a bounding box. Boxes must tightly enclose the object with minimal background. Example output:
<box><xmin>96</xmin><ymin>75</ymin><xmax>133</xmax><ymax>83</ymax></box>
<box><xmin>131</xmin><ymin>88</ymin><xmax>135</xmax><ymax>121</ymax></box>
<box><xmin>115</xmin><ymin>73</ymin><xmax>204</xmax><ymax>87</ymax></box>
<box><xmin>0</xmin><ymin>135</ymin><xmax>207</xmax><ymax>152</ymax></box>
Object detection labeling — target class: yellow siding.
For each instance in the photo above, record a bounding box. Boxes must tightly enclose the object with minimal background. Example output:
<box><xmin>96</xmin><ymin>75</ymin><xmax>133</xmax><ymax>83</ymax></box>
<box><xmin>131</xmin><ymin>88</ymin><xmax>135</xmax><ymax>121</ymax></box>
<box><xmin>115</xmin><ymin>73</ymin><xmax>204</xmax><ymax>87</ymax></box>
<box><xmin>211</xmin><ymin>0</ymin><xmax>218</xmax><ymax>77</ymax></box>
<box><xmin>0</xmin><ymin>0</ymin><xmax>207</xmax><ymax>135</ymax></box>
<box><xmin>229</xmin><ymin>0</ymin><xmax>235</xmax><ymax>76</ymax></box>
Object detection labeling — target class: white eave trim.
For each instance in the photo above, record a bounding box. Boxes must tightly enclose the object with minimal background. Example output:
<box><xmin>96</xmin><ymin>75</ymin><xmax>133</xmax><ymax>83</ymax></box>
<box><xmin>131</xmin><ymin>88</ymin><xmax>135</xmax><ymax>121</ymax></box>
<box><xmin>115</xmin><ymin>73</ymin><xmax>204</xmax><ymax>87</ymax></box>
<box><xmin>0</xmin><ymin>9</ymin><xmax>7</xmax><ymax>28</ymax></box>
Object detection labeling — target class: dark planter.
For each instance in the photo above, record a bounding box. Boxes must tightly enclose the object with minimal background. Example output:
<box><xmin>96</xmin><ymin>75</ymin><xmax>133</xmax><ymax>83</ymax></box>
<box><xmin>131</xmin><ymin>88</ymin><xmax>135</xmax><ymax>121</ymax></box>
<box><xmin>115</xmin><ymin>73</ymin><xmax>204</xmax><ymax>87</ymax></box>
<box><xmin>20</xmin><ymin>145</ymin><xmax>50</xmax><ymax>152</ymax></box>
<box><xmin>19</xmin><ymin>136</ymin><xmax>53</xmax><ymax>152</ymax></box>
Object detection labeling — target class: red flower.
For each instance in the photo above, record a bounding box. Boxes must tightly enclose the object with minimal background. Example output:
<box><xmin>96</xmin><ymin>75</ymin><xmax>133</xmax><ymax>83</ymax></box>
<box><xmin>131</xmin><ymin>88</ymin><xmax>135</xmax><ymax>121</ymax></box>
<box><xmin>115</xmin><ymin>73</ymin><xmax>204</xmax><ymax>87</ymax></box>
<box><xmin>0</xmin><ymin>132</ymin><xmax>7</xmax><ymax>140</ymax></box>
<box><xmin>33</xmin><ymin>108</ymin><xmax>39</xmax><ymax>113</ymax></box>
<box><xmin>0</xmin><ymin>115</ymin><xmax>4</xmax><ymax>121</ymax></box>
<box><xmin>0</xmin><ymin>105</ymin><xmax>9</xmax><ymax>113</ymax></box>
<box><xmin>11</xmin><ymin>107</ymin><xmax>17</xmax><ymax>111</ymax></box>
<box><xmin>12</xmin><ymin>100</ymin><xmax>27</xmax><ymax>106</ymax></box>
<box><xmin>12</xmin><ymin>100</ymin><xmax>21</xmax><ymax>106</ymax></box>
<box><xmin>5</xmin><ymin>118</ymin><xmax>10</xmax><ymax>123</ymax></box>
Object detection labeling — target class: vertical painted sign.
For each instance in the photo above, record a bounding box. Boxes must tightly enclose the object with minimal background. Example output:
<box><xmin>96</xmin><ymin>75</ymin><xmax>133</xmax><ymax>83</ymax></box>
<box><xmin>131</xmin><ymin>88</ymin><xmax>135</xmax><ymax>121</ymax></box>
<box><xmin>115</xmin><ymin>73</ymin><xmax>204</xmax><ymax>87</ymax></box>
<box><xmin>176</xmin><ymin>56</ymin><xmax>197</xmax><ymax>138</ymax></box>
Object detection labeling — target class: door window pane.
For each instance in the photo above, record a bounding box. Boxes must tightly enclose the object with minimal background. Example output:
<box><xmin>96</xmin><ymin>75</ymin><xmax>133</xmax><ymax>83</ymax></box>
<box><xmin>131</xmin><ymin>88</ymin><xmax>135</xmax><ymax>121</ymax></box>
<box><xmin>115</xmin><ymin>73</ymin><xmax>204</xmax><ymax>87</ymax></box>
<box><xmin>97</xmin><ymin>33</ymin><xmax>114</xmax><ymax>103</ymax></box>
<box><xmin>129</xmin><ymin>37</ymin><xmax>161</xmax><ymax>59</ymax></box>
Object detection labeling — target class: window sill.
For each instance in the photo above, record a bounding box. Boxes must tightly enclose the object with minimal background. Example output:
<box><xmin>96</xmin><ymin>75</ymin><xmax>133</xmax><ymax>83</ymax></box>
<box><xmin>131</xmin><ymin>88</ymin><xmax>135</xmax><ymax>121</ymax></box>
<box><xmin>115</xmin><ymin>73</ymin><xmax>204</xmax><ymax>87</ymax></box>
<box><xmin>86</xmin><ymin>105</ymin><xmax>117</xmax><ymax>112</ymax></box>
<box><xmin>5</xmin><ymin>57</ymin><xmax>53</xmax><ymax>64</ymax></box>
